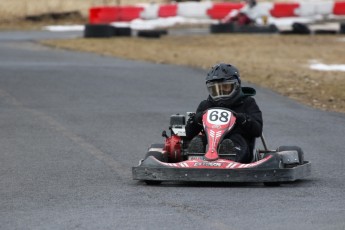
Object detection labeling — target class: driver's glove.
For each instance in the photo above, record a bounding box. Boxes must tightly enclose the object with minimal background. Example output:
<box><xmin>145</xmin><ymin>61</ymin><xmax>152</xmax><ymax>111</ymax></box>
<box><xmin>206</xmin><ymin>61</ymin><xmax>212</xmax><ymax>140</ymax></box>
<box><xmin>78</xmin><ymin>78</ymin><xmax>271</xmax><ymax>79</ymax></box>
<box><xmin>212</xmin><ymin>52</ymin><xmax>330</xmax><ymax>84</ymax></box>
<box><xmin>235</xmin><ymin>113</ymin><xmax>248</xmax><ymax>125</ymax></box>
<box><xmin>187</xmin><ymin>112</ymin><xmax>203</xmax><ymax>125</ymax></box>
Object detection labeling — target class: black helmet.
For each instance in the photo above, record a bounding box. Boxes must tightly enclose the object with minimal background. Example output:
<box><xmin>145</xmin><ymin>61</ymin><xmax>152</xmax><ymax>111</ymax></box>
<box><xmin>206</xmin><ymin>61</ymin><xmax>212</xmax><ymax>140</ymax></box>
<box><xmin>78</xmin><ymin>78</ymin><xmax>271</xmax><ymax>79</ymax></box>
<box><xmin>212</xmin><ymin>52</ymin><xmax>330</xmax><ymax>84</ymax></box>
<box><xmin>205</xmin><ymin>63</ymin><xmax>241</xmax><ymax>104</ymax></box>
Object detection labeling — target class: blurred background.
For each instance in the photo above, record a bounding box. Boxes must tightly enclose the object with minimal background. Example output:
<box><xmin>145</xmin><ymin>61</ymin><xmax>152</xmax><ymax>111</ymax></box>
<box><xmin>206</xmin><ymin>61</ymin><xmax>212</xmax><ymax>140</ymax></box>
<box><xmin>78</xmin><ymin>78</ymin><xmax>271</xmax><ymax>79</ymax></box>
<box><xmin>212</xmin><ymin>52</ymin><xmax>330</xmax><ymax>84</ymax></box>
<box><xmin>2</xmin><ymin>1</ymin><xmax>176</xmax><ymax>22</ymax></box>
<box><xmin>0</xmin><ymin>0</ymin><xmax>291</xmax><ymax>22</ymax></box>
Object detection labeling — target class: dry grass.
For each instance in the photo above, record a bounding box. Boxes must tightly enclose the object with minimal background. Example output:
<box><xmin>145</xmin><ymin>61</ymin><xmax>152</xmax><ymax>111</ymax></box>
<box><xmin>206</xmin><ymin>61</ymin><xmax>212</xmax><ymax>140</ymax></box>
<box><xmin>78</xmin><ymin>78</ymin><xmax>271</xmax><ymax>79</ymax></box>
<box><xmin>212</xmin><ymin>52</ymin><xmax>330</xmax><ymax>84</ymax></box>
<box><xmin>41</xmin><ymin>34</ymin><xmax>345</xmax><ymax>113</ymax></box>
<box><xmin>0</xmin><ymin>0</ymin><xmax>92</xmax><ymax>21</ymax></box>
<box><xmin>0</xmin><ymin>14</ymin><xmax>86</xmax><ymax>31</ymax></box>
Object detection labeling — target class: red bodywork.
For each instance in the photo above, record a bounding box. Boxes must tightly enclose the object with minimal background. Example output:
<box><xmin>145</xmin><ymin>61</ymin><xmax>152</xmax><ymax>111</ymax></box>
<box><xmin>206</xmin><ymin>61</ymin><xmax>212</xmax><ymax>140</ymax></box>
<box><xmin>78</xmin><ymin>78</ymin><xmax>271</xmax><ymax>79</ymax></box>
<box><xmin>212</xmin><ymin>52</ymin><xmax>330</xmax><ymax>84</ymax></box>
<box><xmin>151</xmin><ymin>155</ymin><xmax>273</xmax><ymax>169</ymax></box>
<box><xmin>203</xmin><ymin>109</ymin><xmax>236</xmax><ymax>161</ymax></box>
<box><xmin>161</xmin><ymin>108</ymin><xmax>273</xmax><ymax>169</ymax></box>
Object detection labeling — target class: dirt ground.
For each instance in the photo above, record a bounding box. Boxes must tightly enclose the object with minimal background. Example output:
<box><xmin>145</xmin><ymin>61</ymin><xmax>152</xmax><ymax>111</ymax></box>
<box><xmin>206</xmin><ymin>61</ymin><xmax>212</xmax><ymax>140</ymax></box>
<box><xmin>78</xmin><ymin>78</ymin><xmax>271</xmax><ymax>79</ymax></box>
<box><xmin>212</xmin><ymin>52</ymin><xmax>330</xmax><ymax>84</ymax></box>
<box><xmin>41</xmin><ymin>33</ymin><xmax>345</xmax><ymax>114</ymax></box>
<box><xmin>0</xmin><ymin>12</ymin><xmax>86</xmax><ymax>30</ymax></box>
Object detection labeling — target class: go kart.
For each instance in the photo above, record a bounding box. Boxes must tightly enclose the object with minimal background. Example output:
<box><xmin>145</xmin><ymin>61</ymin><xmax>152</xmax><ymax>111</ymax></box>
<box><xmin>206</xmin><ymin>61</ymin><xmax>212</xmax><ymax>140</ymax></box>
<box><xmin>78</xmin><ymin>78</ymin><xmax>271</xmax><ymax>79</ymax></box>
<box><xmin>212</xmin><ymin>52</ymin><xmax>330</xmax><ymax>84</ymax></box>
<box><xmin>132</xmin><ymin>108</ymin><xmax>311</xmax><ymax>185</ymax></box>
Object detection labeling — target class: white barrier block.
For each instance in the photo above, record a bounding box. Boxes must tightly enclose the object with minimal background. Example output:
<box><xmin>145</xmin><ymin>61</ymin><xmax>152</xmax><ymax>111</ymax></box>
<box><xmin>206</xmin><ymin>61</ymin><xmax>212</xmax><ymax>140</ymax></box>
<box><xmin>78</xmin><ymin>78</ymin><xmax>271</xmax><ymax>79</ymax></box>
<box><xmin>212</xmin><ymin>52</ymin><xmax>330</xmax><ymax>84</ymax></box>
<box><xmin>177</xmin><ymin>1</ymin><xmax>213</xmax><ymax>19</ymax></box>
<box><xmin>242</xmin><ymin>2</ymin><xmax>273</xmax><ymax>20</ymax></box>
<box><xmin>295</xmin><ymin>1</ymin><xmax>333</xmax><ymax>17</ymax></box>
<box><xmin>267</xmin><ymin>16</ymin><xmax>315</xmax><ymax>30</ymax></box>
<box><xmin>130</xmin><ymin>17</ymin><xmax>186</xmax><ymax>30</ymax></box>
<box><xmin>315</xmin><ymin>1</ymin><xmax>334</xmax><ymax>15</ymax></box>
<box><xmin>140</xmin><ymin>3</ymin><xmax>160</xmax><ymax>20</ymax></box>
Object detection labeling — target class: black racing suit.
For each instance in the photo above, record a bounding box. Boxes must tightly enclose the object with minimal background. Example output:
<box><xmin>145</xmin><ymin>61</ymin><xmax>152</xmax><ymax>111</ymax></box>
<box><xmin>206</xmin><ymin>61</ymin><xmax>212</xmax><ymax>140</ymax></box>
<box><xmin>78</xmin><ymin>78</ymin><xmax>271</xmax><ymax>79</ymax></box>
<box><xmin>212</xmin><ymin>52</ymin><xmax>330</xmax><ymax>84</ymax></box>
<box><xmin>185</xmin><ymin>87</ymin><xmax>263</xmax><ymax>163</ymax></box>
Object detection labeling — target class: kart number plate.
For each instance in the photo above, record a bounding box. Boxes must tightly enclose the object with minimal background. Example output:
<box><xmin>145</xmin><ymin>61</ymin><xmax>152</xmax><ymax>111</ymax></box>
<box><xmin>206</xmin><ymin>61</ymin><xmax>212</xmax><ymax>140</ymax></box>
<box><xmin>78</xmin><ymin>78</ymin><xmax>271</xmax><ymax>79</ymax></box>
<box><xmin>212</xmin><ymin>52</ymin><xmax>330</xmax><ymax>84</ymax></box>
<box><xmin>206</xmin><ymin>109</ymin><xmax>232</xmax><ymax>126</ymax></box>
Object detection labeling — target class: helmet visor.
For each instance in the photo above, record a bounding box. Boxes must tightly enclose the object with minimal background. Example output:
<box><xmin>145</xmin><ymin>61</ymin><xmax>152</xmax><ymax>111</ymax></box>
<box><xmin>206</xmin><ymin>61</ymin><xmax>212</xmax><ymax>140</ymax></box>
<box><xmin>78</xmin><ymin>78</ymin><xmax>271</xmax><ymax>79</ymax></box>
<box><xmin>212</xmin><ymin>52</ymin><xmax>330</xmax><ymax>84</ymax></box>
<box><xmin>207</xmin><ymin>80</ymin><xmax>237</xmax><ymax>100</ymax></box>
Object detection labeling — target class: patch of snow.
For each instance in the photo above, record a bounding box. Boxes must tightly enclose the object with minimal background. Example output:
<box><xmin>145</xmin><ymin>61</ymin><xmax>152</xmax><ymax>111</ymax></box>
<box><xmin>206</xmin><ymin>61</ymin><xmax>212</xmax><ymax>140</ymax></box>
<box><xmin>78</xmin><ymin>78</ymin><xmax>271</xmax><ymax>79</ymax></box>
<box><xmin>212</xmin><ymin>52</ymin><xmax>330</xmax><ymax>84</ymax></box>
<box><xmin>338</xmin><ymin>37</ymin><xmax>345</xmax><ymax>42</ymax></box>
<box><xmin>308</xmin><ymin>22</ymin><xmax>340</xmax><ymax>31</ymax></box>
<box><xmin>44</xmin><ymin>17</ymin><xmax>217</xmax><ymax>32</ymax></box>
<box><xmin>129</xmin><ymin>16</ymin><xmax>216</xmax><ymax>30</ymax></box>
<box><xmin>43</xmin><ymin>25</ymin><xmax>84</xmax><ymax>32</ymax></box>
<box><xmin>309</xmin><ymin>60</ymin><xmax>345</xmax><ymax>72</ymax></box>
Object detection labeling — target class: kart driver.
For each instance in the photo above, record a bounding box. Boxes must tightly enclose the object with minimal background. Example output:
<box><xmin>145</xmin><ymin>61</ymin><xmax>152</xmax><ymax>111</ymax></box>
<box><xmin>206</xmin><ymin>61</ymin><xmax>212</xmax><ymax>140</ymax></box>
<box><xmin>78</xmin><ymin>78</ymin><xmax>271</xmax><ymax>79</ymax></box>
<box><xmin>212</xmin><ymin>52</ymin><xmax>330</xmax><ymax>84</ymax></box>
<box><xmin>222</xmin><ymin>0</ymin><xmax>257</xmax><ymax>25</ymax></box>
<box><xmin>185</xmin><ymin>63</ymin><xmax>263</xmax><ymax>163</ymax></box>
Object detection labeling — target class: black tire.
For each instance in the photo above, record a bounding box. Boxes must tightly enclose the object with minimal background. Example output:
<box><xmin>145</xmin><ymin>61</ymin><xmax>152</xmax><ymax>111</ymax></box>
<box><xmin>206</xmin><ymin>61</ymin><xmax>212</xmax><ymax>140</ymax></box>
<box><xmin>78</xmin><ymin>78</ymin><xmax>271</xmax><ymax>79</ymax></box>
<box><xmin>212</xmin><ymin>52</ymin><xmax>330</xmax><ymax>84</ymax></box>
<box><xmin>144</xmin><ymin>151</ymin><xmax>167</xmax><ymax>162</ymax></box>
<box><xmin>314</xmin><ymin>30</ymin><xmax>338</xmax><ymax>35</ymax></box>
<box><xmin>144</xmin><ymin>180</ymin><xmax>162</xmax><ymax>185</ymax></box>
<box><xmin>137</xmin><ymin>30</ymin><xmax>162</xmax><ymax>38</ymax></box>
<box><xmin>157</xmin><ymin>29</ymin><xmax>168</xmax><ymax>35</ymax></box>
<box><xmin>276</xmin><ymin>146</ymin><xmax>304</xmax><ymax>164</ymax></box>
<box><xmin>114</xmin><ymin>27</ymin><xmax>132</xmax><ymax>37</ymax></box>
<box><xmin>264</xmin><ymin>182</ymin><xmax>281</xmax><ymax>187</ymax></box>
<box><xmin>339</xmin><ymin>22</ymin><xmax>345</xmax><ymax>34</ymax></box>
<box><xmin>292</xmin><ymin>22</ymin><xmax>311</xmax><ymax>35</ymax></box>
<box><xmin>236</xmin><ymin>24</ymin><xmax>278</xmax><ymax>34</ymax></box>
<box><xmin>210</xmin><ymin>23</ymin><xmax>235</xmax><ymax>34</ymax></box>
<box><xmin>84</xmin><ymin>24</ymin><xmax>115</xmax><ymax>38</ymax></box>
<box><xmin>145</xmin><ymin>143</ymin><xmax>167</xmax><ymax>162</ymax></box>
<box><xmin>268</xmin><ymin>24</ymin><xmax>279</xmax><ymax>33</ymax></box>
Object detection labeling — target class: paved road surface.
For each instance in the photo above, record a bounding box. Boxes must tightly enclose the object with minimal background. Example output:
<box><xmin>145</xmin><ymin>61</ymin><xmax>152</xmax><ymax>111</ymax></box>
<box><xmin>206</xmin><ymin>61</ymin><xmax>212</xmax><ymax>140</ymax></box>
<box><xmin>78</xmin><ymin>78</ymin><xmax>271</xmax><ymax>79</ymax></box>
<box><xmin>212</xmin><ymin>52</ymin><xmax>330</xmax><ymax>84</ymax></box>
<box><xmin>0</xmin><ymin>31</ymin><xmax>344</xmax><ymax>230</ymax></box>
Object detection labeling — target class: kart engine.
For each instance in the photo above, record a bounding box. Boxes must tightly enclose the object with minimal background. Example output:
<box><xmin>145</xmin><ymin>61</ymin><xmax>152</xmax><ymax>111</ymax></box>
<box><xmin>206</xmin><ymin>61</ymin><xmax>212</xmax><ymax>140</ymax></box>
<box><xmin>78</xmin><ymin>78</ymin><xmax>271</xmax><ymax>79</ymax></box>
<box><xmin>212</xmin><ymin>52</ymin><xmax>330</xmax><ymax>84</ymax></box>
<box><xmin>163</xmin><ymin>114</ymin><xmax>187</xmax><ymax>162</ymax></box>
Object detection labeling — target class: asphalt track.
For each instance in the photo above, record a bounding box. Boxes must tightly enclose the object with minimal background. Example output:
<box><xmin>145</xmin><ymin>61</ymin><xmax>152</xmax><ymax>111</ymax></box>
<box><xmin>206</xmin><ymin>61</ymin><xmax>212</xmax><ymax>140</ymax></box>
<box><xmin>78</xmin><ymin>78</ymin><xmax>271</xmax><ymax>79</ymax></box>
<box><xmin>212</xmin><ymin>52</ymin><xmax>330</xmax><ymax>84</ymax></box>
<box><xmin>0</xmin><ymin>31</ymin><xmax>345</xmax><ymax>230</ymax></box>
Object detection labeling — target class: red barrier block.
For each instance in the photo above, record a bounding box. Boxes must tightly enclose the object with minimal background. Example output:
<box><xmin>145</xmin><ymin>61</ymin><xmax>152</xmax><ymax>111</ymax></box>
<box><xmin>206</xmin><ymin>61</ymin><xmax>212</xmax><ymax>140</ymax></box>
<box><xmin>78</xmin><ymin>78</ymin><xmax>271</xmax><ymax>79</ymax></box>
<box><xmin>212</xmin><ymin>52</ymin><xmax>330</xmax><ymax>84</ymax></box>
<box><xmin>333</xmin><ymin>1</ymin><xmax>345</xmax><ymax>15</ymax></box>
<box><xmin>89</xmin><ymin>7</ymin><xmax>104</xmax><ymax>24</ymax></box>
<box><xmin>119</xmin><ymin>6</ymin><xmax>144</xmax><ymax>21</ymax></box>
<box><xmin>158</xmin><ymin>4</ymin><xmax>178</xmax><ymax>18</ymax></box>
<box><xmin>207</xmin><ymin>3</ymin><xmax>245</xmax><ymax>20</ymax></box>
<box><xmin>89</xmin><ymin>6</ymin><xmax>120</xmax><ymax>24</ymax></box>
<box><xmin>270</xmin><ymin>3</ymin><xmax>300</xmax><ymax>18</ymax></box>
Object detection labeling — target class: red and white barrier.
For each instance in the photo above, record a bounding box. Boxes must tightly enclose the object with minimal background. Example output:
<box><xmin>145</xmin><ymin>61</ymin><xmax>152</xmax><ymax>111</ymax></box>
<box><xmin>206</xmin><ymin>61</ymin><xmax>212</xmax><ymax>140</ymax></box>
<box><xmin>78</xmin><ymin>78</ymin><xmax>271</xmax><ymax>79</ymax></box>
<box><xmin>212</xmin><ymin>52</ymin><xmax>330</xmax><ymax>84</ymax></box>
<box><xmin>89</xmin><ymin>6</ymin><xmax>120</xmax><ymax>24</ymax></box>
<box><xmin>88</xmin><ymin>1</ymin><xmax>345</xmax><ymax>27</ymax></box>
<box><xmin>269</xmin><ymin>2</ymin><xmax>300</xmax><ymax>18</ymax></box>
<box><xmin>207</xmin><ymin>3</ymin><xmax>245</xmax><ymax>20</ymax></box>
<box><xmin>89</xmin><ymin>5</ymin><xmax>143</xmax><ymax>24</ymax></box>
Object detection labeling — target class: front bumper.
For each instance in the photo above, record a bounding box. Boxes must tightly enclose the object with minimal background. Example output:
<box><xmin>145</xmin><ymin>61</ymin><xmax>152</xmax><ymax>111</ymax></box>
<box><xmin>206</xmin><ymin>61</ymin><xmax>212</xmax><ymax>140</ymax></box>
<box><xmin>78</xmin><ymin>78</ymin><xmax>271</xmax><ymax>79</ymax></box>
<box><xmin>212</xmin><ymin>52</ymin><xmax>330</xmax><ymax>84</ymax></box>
<box><xmin>132</xmin><ymin>156</ymin><xmax>311</xmax><ymax>183</ymax></box>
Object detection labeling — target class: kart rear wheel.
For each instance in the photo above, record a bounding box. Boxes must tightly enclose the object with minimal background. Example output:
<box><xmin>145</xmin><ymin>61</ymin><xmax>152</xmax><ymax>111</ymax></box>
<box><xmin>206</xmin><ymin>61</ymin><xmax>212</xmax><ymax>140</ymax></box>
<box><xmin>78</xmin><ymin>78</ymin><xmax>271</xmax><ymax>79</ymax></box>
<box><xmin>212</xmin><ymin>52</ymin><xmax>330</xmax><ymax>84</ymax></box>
<box><xmin>144</xmin><ymin>180</ymin><xmax>162</xmax><ymax>185</ymax></box>
<box><xmin>145</xmin><ymin>143</ymin><xmax>167</xmax><ymax>162</ymax></box>
<box><xmin>277</xmin><ymin>146</ymin><xmax>304</xmax><ymax>164</ymax></box>
<box><xmin>144</xmin><ymin>151</ymin><xmax>167</xmax><ymax>162</ymax></box>
<box><xmin>264</xmin><ymin>182</ymin><xmax>281</xmax><ymax>187</ymax></box>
